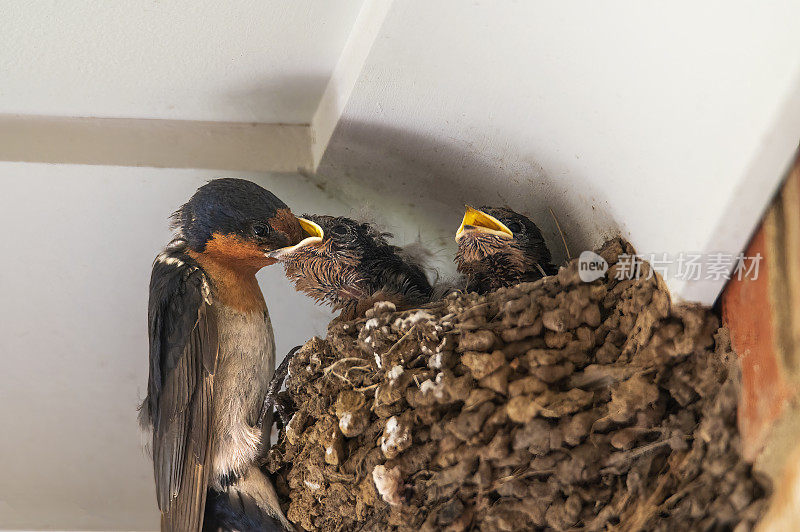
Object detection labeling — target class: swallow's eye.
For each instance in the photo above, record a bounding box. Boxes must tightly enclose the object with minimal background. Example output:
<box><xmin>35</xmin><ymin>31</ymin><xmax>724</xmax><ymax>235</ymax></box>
<box><xmin>252</xmin><ymin>223</ymin><xmax>271</xmax><ymax>238</ymax></box>
<box><xmin>506</xmin><ymin>221</ymin><xmax>522</xmax><ymax>234</ymax></box>
<box><xmin>331</xmin><ymin>225</ymin><xmax>349</xmax><ymax>235</ymax></box>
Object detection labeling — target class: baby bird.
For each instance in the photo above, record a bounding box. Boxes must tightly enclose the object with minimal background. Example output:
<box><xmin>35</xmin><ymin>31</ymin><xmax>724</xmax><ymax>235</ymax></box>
<box><xmin>270</xmin><ymin>215</ymin><xmax>432</xmax><ymax>320</ymax></box>
<box><xmin>455</xmin><ymin>206</ymin><xmax>558</xmax><ymax>294</ymax></box>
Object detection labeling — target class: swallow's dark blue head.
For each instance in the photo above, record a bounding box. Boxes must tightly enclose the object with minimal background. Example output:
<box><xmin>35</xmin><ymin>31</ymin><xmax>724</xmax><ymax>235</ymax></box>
<box><xmin>172</xmin><ymin>178</ymin><xmax>303</xmax><ymax>266</ymax></box>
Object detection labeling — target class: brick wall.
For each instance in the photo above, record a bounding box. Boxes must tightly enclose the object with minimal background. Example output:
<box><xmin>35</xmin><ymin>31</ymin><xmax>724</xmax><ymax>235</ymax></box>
<box><xmin>722</xmin><ymin>151</ymin><xmax>800</xmax><ymax>530</ymax></box>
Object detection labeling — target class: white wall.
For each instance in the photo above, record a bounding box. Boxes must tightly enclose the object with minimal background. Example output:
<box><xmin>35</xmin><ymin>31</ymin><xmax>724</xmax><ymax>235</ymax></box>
<box><xmin>0</xmin><ymin>163</ymin><xmax>384</xmax><ymax>530</ymax></box>
<box><xmin>320</xmin><ymin>0</ymin><xmax>800</xmax><ymax>304</ymax></box>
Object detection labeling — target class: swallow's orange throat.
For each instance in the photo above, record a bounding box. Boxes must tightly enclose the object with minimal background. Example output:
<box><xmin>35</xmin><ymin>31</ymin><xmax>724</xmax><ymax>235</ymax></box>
<box><xmin>202</xmin><ymin>233</ymin><xmax>275</xmax><ymax>268</ymax></box>
<box><xmin>189</xmin><ymin>233</ymin><xmax>269</xmax><ymax>313</ymax></box>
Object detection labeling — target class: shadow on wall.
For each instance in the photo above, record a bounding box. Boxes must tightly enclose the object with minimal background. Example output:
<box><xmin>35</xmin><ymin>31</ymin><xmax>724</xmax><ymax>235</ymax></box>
<box><xmin>223</xmin><ymin>74</ymin><xmax>333</xmax><ymax>123</ymax></box>
<box><xmin>314</xmin><ymin>119</ymin><xmax>621</xmax><ymax>268</ymax></box>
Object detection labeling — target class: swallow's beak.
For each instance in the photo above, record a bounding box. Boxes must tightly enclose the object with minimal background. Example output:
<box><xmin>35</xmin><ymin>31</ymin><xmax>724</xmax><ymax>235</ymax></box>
<box><xmin>267</xmin><ymin>217</ymin><xmax>324</xmax><ymax>259</ymax></box>
<box><xmin>455</xmin><ymin>206</ymin><xmax>513</xmax><ymax>242</ymax></box>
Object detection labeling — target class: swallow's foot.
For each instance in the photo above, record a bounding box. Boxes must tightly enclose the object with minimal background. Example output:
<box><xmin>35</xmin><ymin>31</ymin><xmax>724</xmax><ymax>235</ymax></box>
<box><xmin>275</xmin><ymin>391</ymin><xmax>296</xmax><ymax>430</ymax></box>
<box><xmin>257</xmin><ymin>345</ymin><xmax>302</xmax><ymax>430</ymax></box>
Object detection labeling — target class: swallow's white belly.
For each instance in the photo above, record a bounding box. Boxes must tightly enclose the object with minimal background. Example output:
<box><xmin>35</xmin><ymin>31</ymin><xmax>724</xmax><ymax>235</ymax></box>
<box><xmin>209</xmin><ymin>303</ymin><xmax>275</xmax><ymax>487</ymax></box>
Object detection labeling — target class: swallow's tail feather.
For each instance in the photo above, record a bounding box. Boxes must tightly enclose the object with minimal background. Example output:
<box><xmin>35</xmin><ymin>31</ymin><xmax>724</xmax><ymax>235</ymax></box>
<box><xmin>203</xmin><ymin>467</ymin><xmax>292</xmax><ymax>532</ymax></box>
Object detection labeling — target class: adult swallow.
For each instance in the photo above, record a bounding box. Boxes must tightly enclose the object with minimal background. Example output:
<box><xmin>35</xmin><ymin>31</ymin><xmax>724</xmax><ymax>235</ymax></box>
<box><xmin>269</xmin><ymin>215</ymin><xmax>432</xmax><ymax>320</ymax></box>
<box><xmin>455</xmin><ymin>205</ymin><xmax>558</xmax><ymax>294</ymax></box>
<box><xmin>140</xmin><ymin>178</ymin><xmax>301</xmax><ymax>531</ymax></box>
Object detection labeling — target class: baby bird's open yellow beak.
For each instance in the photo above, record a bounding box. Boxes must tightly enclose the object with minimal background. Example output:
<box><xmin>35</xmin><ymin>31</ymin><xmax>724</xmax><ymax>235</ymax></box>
<box><xmin>268</xmin><ymin>217</ymin><xmax>324</xmax><ymax>259</ymax></box>
<box><xmin>455</xmin><ymin>206</ymin><xmax>513</xmax><ymax>242</ymax></box>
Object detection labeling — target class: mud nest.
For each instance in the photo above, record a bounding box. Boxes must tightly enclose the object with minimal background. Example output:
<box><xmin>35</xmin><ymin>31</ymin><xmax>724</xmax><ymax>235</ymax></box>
<box><xmin>265</xmin><ymin>239</ymin><xmax>770</xmax><ymax>531</ymax></box>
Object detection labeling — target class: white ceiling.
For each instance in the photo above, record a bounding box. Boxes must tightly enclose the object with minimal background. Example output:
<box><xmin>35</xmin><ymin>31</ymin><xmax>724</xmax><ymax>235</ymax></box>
<box><xmin>1</xmin><ymin>0</ymin><xmax>364</xmax><ymax>123</ymax></box>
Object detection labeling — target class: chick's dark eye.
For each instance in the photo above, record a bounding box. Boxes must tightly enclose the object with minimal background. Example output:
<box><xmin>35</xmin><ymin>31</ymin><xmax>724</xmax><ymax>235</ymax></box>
<box><xmin>252</xmin><ymin>223</ymin><xmax>271</xmax><ymax>238</ymax></box>
<box><xmin>506</xmin><ymin>221</ymin><xmax>522</xmax><ymax>234</ymax></box>
<box><xmin>331</xmin><ymin>225</ymin><xmax>348</xmax><ymax>235</ymax></box>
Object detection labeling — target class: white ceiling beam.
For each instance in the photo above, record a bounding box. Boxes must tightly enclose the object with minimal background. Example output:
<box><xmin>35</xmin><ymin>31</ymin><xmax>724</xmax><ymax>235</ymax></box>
<box><xmin>310</xmin><ymin>0</ymin><xmax>394</xmax><ymax>169</ymax></box>
<box><xmin>0</xmin><ymin>114</ymin><xmax>312</xmax><ymax>173</ymax></box>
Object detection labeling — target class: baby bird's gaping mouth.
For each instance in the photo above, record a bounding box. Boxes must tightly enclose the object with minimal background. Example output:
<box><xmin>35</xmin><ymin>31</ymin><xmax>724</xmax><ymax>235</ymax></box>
<box><xmin>455</xmin><ymin>206</ymin><xmax>513</xmax><ymax>241</ymax></box>
<box><xmin>268</xmin><ymin>217</ymin><xmax>324</xmax><ymax>259</ymax></box>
